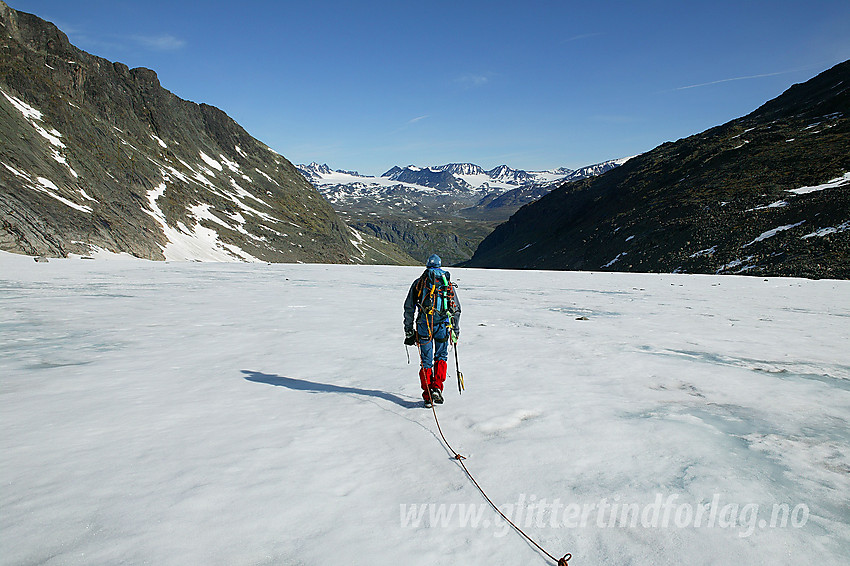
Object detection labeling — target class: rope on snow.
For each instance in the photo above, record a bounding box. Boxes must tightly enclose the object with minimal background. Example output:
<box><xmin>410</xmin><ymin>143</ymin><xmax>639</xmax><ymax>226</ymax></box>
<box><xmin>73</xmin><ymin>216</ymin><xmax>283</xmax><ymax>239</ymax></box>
<box><xmin>425</xmin><ymin>388</ymin><xmax>571</xmax><ymax>566</ymax></box>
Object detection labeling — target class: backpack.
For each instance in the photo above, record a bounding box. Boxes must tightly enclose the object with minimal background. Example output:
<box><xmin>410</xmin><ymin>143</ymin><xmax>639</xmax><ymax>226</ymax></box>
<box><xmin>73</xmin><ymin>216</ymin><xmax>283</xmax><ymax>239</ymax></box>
<box><xmin>415</xmin><ymin>268</ymin><xmax>456</xmax><ymax>318</ymax></box>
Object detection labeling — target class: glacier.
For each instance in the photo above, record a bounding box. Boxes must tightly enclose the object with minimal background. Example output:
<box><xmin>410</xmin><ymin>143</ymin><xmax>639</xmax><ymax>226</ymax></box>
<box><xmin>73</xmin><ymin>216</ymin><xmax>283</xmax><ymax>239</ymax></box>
<box><xmin>1</xmin><ymin>251</ymin><xmax>848</xmax><ymax>565</ymax></box>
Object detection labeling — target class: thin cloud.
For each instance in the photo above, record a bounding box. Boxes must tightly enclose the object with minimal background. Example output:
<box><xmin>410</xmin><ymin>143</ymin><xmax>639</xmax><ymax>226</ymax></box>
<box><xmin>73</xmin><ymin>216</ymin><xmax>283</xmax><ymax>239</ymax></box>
<box><xmin>455</xmin><ymin>74</ymin><xmax>490</xmax><ymax>88</ymax></box>
<box><xmin>131</xmin><ymin>34</ymin><xmax>187</xmax><ymax>51</ymax></box>
<box><xmin>676</xmin><ymin>68</ymin><xmax>801</xmax><ymax>90</ymax></box>
<box><xmin>387</xmin><ymin>115</ymin><xmax>431</xmax><ymax>135</ymax></box>
<box><xmin>563</xmin><ymin>32</ymin><xmax>602</xmax><ymax>43</ymax></box>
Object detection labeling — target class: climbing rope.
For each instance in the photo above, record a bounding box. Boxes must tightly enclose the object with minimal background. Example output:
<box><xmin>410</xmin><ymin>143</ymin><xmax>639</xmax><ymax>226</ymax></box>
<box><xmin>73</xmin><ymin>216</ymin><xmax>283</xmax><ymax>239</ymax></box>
<box><xmin>410</xmin><ymin>275</ymin><xmax>569</xmax><ymax>563</ymax></box>
<box><xmin>424</xmin><ymin>388</ymin><xmax>572</xmax><ymax>566</ymax></box>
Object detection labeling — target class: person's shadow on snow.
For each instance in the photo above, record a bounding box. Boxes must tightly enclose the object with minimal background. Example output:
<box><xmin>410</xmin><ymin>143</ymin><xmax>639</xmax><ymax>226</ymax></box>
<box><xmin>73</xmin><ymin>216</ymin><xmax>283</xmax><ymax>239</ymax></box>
<box><xmin>241</xmin><ymin>370</ymin><xmax>422</xmax><ymax>409</ymax></box>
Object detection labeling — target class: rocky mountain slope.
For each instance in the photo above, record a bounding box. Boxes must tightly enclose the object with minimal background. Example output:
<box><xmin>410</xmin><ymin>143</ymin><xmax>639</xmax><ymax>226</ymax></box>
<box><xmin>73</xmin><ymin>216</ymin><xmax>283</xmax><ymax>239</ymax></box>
<box><xmin>466</xmin><ymin>60</ymin><xmax>850</xmax><ymax>279</ymax></box>
<box><xmin>0</xmin><ymin>2</ymin><xmax>407</xmax><ymax>263</ymax></box>
<box><xmin>298</xmin><ymin>158</ymin><xmax>629</xmax><ymax>265</ymax></box>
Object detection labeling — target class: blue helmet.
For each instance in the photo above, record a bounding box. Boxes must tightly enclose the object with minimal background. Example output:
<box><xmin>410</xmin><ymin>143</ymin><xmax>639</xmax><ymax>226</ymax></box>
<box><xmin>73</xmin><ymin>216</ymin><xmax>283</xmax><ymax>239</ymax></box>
<box><xmin>426</xmin><ymin>254</ymin><xmax>442</xmax><ymax>268</ymax></box>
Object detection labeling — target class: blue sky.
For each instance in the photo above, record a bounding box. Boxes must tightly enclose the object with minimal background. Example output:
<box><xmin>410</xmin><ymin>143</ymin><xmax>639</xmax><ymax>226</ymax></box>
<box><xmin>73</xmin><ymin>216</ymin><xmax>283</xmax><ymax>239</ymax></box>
<box><xmin>10</xmin><ymin>0</ymin><xmax>850</xmax><ymax>175</ymax></box>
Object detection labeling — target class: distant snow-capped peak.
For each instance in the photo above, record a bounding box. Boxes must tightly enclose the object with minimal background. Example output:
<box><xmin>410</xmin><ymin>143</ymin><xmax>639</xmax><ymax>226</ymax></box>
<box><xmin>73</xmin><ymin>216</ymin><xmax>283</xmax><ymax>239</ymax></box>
<box><xmin>297</xmin><ymin>162</ymin><xmax>333</xmax><ymax>181</ymax></box>
<box><xmin>433</xmin><ymin>163</ymin><xmax>486</xmax><ymax>176</ymax></box>
<box><xmin>485</xmin><ymin>164</ymin><xmax>535</xmax><ymax>184</ymax></box>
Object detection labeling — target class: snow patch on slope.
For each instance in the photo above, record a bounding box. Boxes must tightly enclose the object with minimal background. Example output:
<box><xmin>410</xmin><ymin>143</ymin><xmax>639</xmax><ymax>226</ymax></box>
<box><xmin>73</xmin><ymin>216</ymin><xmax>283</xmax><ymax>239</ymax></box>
<box><xmin>199</xmin><ymin>151</ymin><xmax>223</xmax><ymax>172</ymax></box>
<box><xmin>801</xmin><ymin>220</ymin><xmax>850</xmax><ymax>239</ymax></box>
<box><xmin>744</xmin><ymin>221</ymin><xmax>805</xmax><ymax>247</ymax></box>
<box><xmin>143</xmin><ymin>183</ymin><xmax>260</xmax><ymax>262</ymax></box>
<box><xmin>2</xmin><ymin>162</ymin><xmax>91</xmax><ymax>213</ymax></box>
<box><xmin>1</xmin><ymin>88</ymin><xmax>79</xmax><ymax>179</ymax></box>
<box><xmin>787</xmin><ymin>172</ymin><xmax>850</xmax><ymax>195</ymax></box>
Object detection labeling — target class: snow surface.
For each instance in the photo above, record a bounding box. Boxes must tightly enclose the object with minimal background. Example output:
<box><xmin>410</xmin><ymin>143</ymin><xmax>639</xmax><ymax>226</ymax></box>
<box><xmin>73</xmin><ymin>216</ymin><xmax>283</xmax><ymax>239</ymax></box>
<box><xmin>142</xmin><ymin>184</ymin><xmax>260</xmax><ymax>262</ymax></box>
<box><xmin>690</xmin><ymin>246</ymin><xmax>718</xmax><ymax>258</ymax></box>
<box><xmin>801</xmin><ymin>220</ymin><xmax>850</xmax><ymax>240</ymax></box>
<box><xmin>2</xmin><ymin>88</ymin><xmax>81</xmax><ymax>181</ymax></box>
<box><xmin>2</xmin><ymin>253</ymin><xmax>849</xmax><ymax>565</ymax></box>
<box><xmin>747</xmin><ymin>200</ymin><xmax>788</xmax><ymax>212</ymax></box>
<box><xmin>743</xmin><ymin>221</ymin><xmax>806</xmax><ymax>247</ymax></box>
<box><xmin>2</xmin><ymin>160</ymin><xmax>91</xmax><ymax>213</ymax></box>
<box><xmin>199</xmin><ymin>151</ymin><xmax>224</xmax><ymax>172</ymax></box>
<box><xmin>33</xmin><ymin>177</ymin><xmax>92</xmax><ymax>213</ymax></box>
<box><xmin>0</xmin><ymin>87</ymin><xmax>66</xmax><ymax>149</ymax></box>
<box><xmin>1</xmin><ymin>88</ymin><xmax>43</xmax><ymax>121</ymax></box>
<box><xmin>786</xmin><ymin>172</ymin><xmax>850</xmax><ymax>195</ymax></box>
<box><xmin>602</xmin><ymin>252</ymin><xmax>627</xmax><ymax>268</ymax></box>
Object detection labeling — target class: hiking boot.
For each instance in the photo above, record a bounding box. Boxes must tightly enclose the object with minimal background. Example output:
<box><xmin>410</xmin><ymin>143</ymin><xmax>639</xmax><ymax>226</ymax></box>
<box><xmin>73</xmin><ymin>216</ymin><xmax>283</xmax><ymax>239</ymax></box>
<box><xmin>430</xmin><ymin>388</ymin><xmax>444</xmax><ymax>404</ymax></box>
<box><xmin>423</xmin><ymin>398</ymin><xmax>433</xmax><ymax>409</ymax></box>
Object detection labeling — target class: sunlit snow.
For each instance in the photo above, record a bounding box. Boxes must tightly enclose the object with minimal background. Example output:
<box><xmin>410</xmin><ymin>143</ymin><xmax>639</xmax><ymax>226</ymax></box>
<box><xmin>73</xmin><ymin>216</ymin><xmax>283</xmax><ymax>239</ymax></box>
<box><xmin>747</xmin><ymin>200</ymin><xmax>788</xmax><ymax>212</ymax></box>
<box><xmin>219</xmin><ymin>153</ymin><xmax>241</xmax><ymax>173</ymax></box>
<box><xmin>32</xmin><ymin>177</ymin><xmax>92</xmax><ymax>213</ymax></box>
<box><xmin>4</xmin><ymin>256</ymin><xmax>846</xmax><ymax>565</ymax></box>
<box><xmin>143</xmin><ymin>184</ymin><xmax>260</xmax><ymax>262</ymax></box>
<box><xmin>690</xmin><ymin>246</ymin><xmax>717</xmax><ymax>258</ymax></box>
<box><xmin>1</xmin><ymin>88</ymin><xmax>79</xmax><ymax>178</ymax></box>
<box><xmin>801</xmin><ymin>220</ymin><xmax>850</xmax><ymax>240</ymax></box>
<box><xmin>199</xmin><ymin>151</ymin><xmax>224</xmax><ymax>172</ymax></box>
<box><xmin>3</xmin><ymin>162</ymin><xmax>92</xmax><ymax>213</ymax></box>
<box><xmin>1</xmin><ymin>88</ymin><xmax>43</xmax><ymax>121</ymax></box>
<box><xmin>743</xmin><ymin>221</ymin><xmax>806</xmax><ymax>247</ymax></box>
<box><xmin>786</xmin><ymin>172</ymin><xmax>850</xmax><ymax>195</ymax></box>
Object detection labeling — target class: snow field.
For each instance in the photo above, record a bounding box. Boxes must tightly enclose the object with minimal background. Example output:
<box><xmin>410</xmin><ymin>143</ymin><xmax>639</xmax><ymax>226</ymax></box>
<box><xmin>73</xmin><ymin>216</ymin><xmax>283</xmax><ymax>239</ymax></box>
<box><xmin>1</xmin><ymin>253</ymin><xmax>849</xmax><ymax>565</ymax></box>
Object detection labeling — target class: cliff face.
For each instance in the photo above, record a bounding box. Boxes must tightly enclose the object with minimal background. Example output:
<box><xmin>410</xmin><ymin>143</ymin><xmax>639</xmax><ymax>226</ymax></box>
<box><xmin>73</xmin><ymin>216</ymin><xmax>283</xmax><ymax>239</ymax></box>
<box><xmin>467</xmin><ymin>61</ymin><xmax>850</xmax><ymax>279</ymax></box>
<box><xmin>0</xmin><ymin>2</ymin><xmax>356</xmax><ymax>262</ymax></box>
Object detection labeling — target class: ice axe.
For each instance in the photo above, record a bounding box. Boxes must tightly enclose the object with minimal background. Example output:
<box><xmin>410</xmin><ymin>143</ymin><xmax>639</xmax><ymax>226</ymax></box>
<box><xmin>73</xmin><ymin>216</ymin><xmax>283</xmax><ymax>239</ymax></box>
<box><xmin>454</xmin><ymin>339</ymin><xmax>464</xmax><ymax>394</ymax></box>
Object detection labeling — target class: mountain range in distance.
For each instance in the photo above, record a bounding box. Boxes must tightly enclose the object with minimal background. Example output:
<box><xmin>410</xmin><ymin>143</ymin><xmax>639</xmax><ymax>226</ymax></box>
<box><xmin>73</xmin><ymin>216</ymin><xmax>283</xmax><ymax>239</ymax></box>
<box><xmin>0</xmin><ymin>0</ymin><xmax>625</xmax><ymax>269</ymax></box>
<box><xmin>296</xmin><ymin>158</ymin><xmax>632</xmax><ymax>266</ymax></box>
<box><xmin>298</xmin><ymin>158</ymin><xmax>631</xmax><ymax>201</ymax></box>
<box><xmin>2</xmin><ymin>2</ymin><xmax>847</xmax><ymax>277</ymax></box>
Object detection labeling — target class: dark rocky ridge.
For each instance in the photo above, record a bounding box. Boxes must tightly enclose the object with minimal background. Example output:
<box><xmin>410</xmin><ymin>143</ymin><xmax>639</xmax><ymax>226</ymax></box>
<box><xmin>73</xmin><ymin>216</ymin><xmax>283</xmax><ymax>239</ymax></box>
<box><xmin>466</xmin><ymin>61</ymin><xmax>850</xmax><ymax>279</ymax></box>
<box><xmin>0</xmin><ymin>2</ymin><xmax>358</xmax><ymax>262</ymax></box>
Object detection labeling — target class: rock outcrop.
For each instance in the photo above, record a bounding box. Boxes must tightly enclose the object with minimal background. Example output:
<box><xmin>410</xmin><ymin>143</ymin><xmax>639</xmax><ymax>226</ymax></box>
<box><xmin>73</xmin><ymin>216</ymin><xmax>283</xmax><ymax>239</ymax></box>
<box><xmin>466</xmin><ymin>61</ymin><xmax>850</xmax><ymax>279</ymax></box>
<box><xmin>0</xmin><ymin>1</ymin><xmax>356</xmax><ymax>262</ymax></box>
